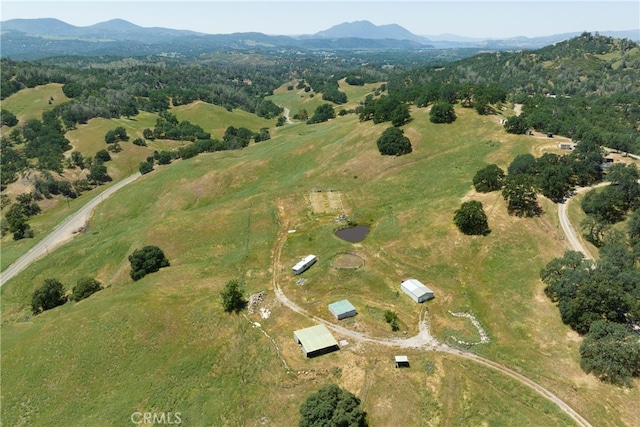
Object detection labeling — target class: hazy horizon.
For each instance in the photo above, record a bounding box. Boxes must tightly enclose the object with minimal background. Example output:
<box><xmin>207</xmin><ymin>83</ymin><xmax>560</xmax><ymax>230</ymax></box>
<box><xmin>2</xmin><ymin>1</ymin><xmax>639</xmax><ymax>39</ymax></box>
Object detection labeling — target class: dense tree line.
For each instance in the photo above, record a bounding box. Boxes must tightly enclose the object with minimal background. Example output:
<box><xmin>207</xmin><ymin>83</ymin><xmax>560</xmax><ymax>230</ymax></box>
<box><xmin>386</xmin><ymin>33</ymin><xmax>640</xmax><ymax>153</ymax></box>
<box><xmin>541</xmin><ymin>245</ymin><xmax>640</xmax><ymax>385</ymax></box>
<box><xmin>580</xmin><ymin>163</ymin><xmax>640</xmax><ymax>246</ymax></box>
<box><xmin>470</xmin><ymin>140</ymin><xmax>605</xmax><ymax>217</ymax></box>
<box><xmin>507</xmin><ymin>94</ymin><xmax>640</xmax><ymax>154</ymax></box>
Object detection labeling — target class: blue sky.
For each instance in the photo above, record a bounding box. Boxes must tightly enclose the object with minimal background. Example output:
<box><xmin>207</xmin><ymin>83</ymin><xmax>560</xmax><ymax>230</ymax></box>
<box><xmin>2</xmin><ymin>1</ymin><xmax>638</xmax><ymax>38</ymax></box>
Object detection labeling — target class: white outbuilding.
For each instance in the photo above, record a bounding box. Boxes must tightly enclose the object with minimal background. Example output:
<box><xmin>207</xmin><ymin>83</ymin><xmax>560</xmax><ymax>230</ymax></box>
<box><xmin>401</xmin><ymin>278</ymin><xmax>434</xmax><ymax>303</ymax></box>
<box><xmin>292</xmin><ymin>255</ymin><xmax>317</xmax><ymax>275</ymax></box>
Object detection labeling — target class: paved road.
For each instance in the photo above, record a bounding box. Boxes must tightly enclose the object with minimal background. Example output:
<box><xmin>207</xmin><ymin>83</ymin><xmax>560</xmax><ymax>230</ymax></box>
<box><xmin>0</xmin><ymin>172</ymin><xmax>141</xmax><ymax>287</ymax></box>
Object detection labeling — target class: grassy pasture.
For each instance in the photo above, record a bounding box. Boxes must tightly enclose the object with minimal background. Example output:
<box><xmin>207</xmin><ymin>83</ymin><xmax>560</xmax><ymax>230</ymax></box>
<box><xmin>1</xmin><ymin>83</ymin><xmax>69</xmax><ymax>123</ymax></box>
<box><xmin>2</xmin><ymin>92</ymin><xmax>639</xmax><ymax>426</ymax></box>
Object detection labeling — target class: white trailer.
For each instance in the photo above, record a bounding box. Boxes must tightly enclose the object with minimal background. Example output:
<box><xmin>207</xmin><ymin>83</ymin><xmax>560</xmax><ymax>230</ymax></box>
<box><xmin>292</xmin><ymin>255</ymin><xmax>317</xmax><ymax>275</ymax></box>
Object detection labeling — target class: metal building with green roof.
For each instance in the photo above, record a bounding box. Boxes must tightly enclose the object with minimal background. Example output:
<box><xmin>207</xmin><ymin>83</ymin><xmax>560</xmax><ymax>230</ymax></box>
<box><xmin>328</xmin><ymin>299</ymin><xmax>357</xmax><ymax>320</ymax></box>
<box><xmin>293</xmin><ymin>324</ymin><xmax>339</xmax><ymax>358</ymax></box>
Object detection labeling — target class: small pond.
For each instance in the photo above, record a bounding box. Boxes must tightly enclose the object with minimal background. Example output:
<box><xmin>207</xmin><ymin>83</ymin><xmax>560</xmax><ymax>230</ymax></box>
<box><xmin>335</xmin><ymin>225</ymin><xmax>370</xmax><ymax>243</ymax></box>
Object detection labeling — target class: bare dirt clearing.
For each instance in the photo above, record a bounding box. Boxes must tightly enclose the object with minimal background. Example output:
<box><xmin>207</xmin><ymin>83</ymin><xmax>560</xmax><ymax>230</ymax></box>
<box><xmin>309</xmin><ymin>189</ymin><xmax>345</xmax><ymax>214</ymax></box>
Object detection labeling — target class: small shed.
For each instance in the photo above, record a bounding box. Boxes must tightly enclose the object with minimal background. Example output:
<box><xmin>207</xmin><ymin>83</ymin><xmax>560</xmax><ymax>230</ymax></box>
<box><xmin>328</xmin><ymin>299</ymin><xmax>357</xmax><ymax>320</ymax></box>
<box><xmin>401</xmin><ymin>278</ymin><xmax>435</xmax><ymax>303</ymax></box>
<box><xmin>293</xmin><ymin>324</ymin><xmax>339</xmax><ymax>358</ymax></box>
<box><xmin>395</xmin><ymin>355</ymin><xmax>410</xmax><ymax>368</ymax></box>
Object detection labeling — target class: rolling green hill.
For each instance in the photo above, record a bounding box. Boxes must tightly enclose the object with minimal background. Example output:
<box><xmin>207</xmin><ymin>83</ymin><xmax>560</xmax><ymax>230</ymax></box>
<box><xmin>2</xmin><ymin>87</ymin><xmax>639</xmax><ymax>426</ymax></box>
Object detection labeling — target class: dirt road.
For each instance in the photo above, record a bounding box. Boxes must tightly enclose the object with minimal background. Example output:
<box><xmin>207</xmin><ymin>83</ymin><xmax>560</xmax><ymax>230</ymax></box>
<box><xmin>270</xmin><ymin>201</ymin><xmax>592</xmax><ymax>427</ymax></box>
<box><xmin>282</xmin><ymin>107</ymin><xmax>294</xmax><ymax>124</ymax></box>
<box><xmin>557</xmin><ymin>182</ymin><xmax>610</xmax><ymax>261</ymax></box>
<box><xmin>0</xmin><ymin>172</ymin><xmax>141</xmax><ymax>287</ymax></box>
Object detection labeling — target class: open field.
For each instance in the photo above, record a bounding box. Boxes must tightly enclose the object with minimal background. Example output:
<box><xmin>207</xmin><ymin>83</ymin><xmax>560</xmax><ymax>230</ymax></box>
<box><xmin>1</xmin><ymin>83</ymin><xmax>69</xmax><ymax>123</ymax></box>
<box><xmin>2</xmin><ymin>88</ymin><xmax>639</xmax><ymax>426</ymax></box>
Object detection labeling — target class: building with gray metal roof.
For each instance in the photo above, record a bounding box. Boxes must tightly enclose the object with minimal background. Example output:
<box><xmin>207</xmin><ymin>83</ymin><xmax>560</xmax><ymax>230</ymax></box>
<box><xmin>293</xmin><ymin>324</ymin><xmax>339</xmax><ymax>357</ymax></box>
<box><xmin>328</xmin><ymin>299</ymin><xmax>357</xmax><ymax>320</ymax></box>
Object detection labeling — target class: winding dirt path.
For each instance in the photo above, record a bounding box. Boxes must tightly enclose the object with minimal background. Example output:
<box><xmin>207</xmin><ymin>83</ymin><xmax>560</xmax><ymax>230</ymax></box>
<box><xmin>557</xmin><ymin>182</ymin><xmax>610</xmax><ymax>261</ymax></box>
<box><xmin>282</xmin><ymin>107</ymin><xmax>294</xmax><ymax>124</ymax></box>
<box><xmin>270</xmin><ymin>200</ymin><xmax>592</xmax><ymax>427</ymax></box>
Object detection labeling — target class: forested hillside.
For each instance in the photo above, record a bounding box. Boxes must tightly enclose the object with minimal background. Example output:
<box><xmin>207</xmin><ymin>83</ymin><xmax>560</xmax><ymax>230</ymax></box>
<box><xmin>2</xmin><ymin>33</ymin><xmax>639</xmax><ymax>236</ymax></box>
<box><xmin>387</xmin><ymin>33</ymin><xmax>640</xmax><ymax>153</ymax></box>
<box><xmin>2</xmin><ymin>32</ymin><xmax>640</xmax><ymax>426</ymax></box>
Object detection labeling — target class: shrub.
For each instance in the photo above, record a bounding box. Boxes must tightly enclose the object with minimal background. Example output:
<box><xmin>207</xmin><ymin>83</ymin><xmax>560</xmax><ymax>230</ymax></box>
<box><xmin>139</xmin><ymin>161</ymin><xmax>154</xmax><ymax>175</ymax></box>
<box><xmin>220</xmin><ymin>279</ymin><xmax>247</xmax><ymax>313</ymax></box>
<box><xmin>128</xmin><ymin>245</ymin><xmax>170</xmax><ymax>281</ymax></box>
<box><xmin>473</xmin><ymin>164</ymin><xmax>505</xmax><ymax>192</ymax></box>
<box><xmin>429</xmin><ymin>102</ymin><xmax>456</xmax><ymax>124</ymax></box>
<box><xmin>72</xmin><ymin>277</ymin><xmax>102</xmax><ymax>301</ymax></box>
<box><xmin>376</xmin><ymin>127</ymin><xmax>412</xmax><ymax>156</ymax></box>
<box><xmin>31</xmin><ymin>278</ymin><xmax>66</xmax><ymax>314</ymax></box>
<box><xmin>454</xmin><ymin>200</ymin><xmax>490</xmax><ymax>235</ymax></box>
<box><xmin>384</xmin><ymin>310</ymin><xmax>400</xmax><ymax>331</ymax></box>
<box><xmin>299</xmin><ymin>384</ymin><xmax>367</xmax><ymax>427</ymax></box>
<box><xmin>132</xmin><ymin>138</ymin><xmax>147</xmax><ymax>147</ymax></box>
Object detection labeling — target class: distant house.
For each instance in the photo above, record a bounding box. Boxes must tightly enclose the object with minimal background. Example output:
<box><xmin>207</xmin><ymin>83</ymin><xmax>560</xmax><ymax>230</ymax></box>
<box><xmin>292</xmin><ymin>255</ymin><xmax>317</xmax><ymax>275</ymax></box>
<box><xmin>601</xmin><ymin>157</ymin><xmax>614</xmax><ymax>170</ymax></box>
<box><xmin>293</xmin><ymin>324</ymin><xmax>339</xmax><ymax>358</ymax></box>
<box><xmin>328</xmin><ymin>299</ymin><xmax>357</xmax><ymax>320</ymax></box>
<box><xmin>401</xmin><ymin>278</ymin><xmax>434</xmax><ymax>303</ymax></box>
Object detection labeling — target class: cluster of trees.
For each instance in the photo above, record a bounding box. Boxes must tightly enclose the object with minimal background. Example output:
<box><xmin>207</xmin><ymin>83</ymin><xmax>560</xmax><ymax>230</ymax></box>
<box><xmin>136</xmin><ymin>125</ymin><xmax>270</xmax><ymax>175</ymax></box>
<box><xmin>19</xmin><ymin>113</ymin><xmax>71</xmax><ymax>173</ymax></box>
<box><xmin>299</xmin><ymin>383</ymin><xmax>367</xmax><ymax>427</ymax></box>
<box><xmin>307</xmin><ymin>104</ymin><xmax>336</xmax><ymax>124</ymax></box>
<box><xmin>384</xmin><ymin>34</ymin><xmax>639</xmax><ymax>153</ymax></box>
<box><xmin>1</xmin><ymin>109</ymin><xmax>18</xmax><ymax>127</ymax></box>
<box><xmin>104</xmin><ymin>126</ymin><xmax>129</xmax><ymax>144</ymax></box>
<box><xmin>429</xmin><ymin>102</ymin><xmax>456</xmax><ymax>124</ymax></box>
<box><xmin>3</xmin><ymin>192</ymin><xmax>40</xmax><ymax>239</ymax></box>
<box><xmin>469</xmin><ymin>139</ymin><xmax>605</xmax><ymax>217</ymax></box>
<box><xmin>540</xmin><ymin>246</ymin><xmax>640</xmax><ymax>385</ymax></box>
<box><xmin>504</xmin><ymin>94</ymin><xmax>640</xmax><ymax>154</ymax></box>
<box><xmin>31</xmin><ymin>277</ymin><xmax>102</xmax><ymax>314</ymax></box>
<box><xmin>580</xmin><ymin>163</ymin><xmax>640</xmax><ymax>245</ymax></box>
<box><xmin>128</xmin><ymin>245</ymin><xmax>170</xmax><ymax>281</ymax></box>
<box><xmin>357</xmin><ymin>94</ymin><xmax>410</xmax><ymax>127</ymax></box>
<box><xmin>143</xmin><ymin>111</ymin><xmax>210</xmax><ymax>142</ymax></box>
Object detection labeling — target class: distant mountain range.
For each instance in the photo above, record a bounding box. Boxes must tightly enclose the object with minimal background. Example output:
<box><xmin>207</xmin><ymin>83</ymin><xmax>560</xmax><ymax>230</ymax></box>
<box><xmin>1</xmin><ymin>18</ymin><xmax>638</xmax><ymax>60</ymax></box>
